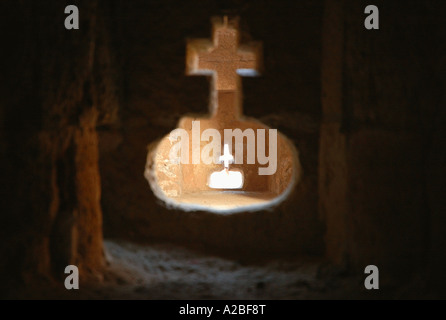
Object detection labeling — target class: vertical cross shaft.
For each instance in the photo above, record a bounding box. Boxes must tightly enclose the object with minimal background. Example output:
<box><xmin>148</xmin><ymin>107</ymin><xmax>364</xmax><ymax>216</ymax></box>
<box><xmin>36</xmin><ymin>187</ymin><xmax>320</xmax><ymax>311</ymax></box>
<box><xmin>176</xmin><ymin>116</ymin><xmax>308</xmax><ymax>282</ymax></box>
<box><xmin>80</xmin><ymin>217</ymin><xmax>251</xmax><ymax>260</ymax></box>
<box><xmin>219</xmin><ymin>144</ymin><xmax>234</xmax><ymax>170</ymax></box>
<box><xmin>186</xmin><ymin>16</ymin><xmax>262</xmax><ymax>120</ymax></box>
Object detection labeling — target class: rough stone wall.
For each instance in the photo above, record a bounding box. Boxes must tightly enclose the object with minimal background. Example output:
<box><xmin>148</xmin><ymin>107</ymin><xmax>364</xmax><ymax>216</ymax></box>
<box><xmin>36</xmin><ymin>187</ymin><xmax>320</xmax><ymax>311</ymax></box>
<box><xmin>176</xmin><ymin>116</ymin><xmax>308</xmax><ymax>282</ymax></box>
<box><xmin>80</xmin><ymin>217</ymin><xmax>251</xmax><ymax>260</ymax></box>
<box><xmin>321</xmin><ymin>0</ymin><xmax>446</xmax><ymax>285</ymax></box>
<box><xmin>319</xmin><ymin>0</ymin><xmax>348</xmax><ymax>266</ymax></box>
<box><xmin>0</xmin><ymin>0</ymin><xmax>118</xmax><ymax>288</ymax></box>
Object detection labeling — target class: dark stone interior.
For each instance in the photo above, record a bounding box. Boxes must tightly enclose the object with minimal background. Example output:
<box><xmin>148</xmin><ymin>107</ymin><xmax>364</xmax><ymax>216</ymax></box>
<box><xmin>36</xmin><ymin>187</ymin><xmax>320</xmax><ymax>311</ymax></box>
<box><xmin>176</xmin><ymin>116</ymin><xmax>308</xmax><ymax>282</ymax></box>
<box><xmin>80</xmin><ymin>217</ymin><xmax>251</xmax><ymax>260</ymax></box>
<box><xmin>1</xmin><ymin>0</ymin><xmax>445</xmax><ymax>299</ymax></box>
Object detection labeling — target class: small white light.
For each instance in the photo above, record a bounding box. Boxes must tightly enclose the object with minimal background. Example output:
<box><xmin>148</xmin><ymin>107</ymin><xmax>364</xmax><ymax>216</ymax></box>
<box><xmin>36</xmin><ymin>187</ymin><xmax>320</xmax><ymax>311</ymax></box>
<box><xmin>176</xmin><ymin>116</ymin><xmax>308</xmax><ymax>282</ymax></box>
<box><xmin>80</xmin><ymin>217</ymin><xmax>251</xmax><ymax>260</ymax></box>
<box><xmin>208</xmin><ymin>144</ymin><xmax>243</xmax><ymax>189</ymax></box>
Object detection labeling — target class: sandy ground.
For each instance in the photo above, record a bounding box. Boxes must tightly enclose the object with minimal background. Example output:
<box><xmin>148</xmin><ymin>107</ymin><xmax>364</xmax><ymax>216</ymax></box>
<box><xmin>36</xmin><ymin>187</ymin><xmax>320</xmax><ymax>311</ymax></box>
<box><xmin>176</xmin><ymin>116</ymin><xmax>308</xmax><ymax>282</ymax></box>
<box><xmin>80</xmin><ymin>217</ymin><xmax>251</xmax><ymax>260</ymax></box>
<box><xmin>9</xmin><ymin>239</ymin><xmax>428</xmax><ymax>299</ymax></box>
<box><xmin>100</xmin><ymin>240</ymin><xmax>327</xmax><ymax>299</ymax></box>
<box><xmin>70</xmin><ymin>240</ymin><xmax>366</xmax><ymax>299</ymax></box>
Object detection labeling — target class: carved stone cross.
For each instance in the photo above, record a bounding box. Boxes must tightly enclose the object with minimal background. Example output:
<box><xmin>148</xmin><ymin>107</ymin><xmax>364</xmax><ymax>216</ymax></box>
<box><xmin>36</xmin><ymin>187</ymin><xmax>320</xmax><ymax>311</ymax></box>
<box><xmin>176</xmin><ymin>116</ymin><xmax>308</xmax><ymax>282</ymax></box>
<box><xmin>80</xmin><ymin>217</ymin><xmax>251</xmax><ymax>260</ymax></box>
<box><xmin>186</xmin><ymin>16</ymin><xmax>262</xmax><ymax>120</ymax></box>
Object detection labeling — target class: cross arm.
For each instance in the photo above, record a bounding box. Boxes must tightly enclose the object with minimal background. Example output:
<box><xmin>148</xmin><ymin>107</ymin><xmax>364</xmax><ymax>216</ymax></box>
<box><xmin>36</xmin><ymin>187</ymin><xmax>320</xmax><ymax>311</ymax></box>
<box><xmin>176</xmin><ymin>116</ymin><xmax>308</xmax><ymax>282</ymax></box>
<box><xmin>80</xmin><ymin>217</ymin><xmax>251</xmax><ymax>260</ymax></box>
<box><xmin>186</xmin><ymin>39</ymin><xmax>214</xmax><ymax>75</ymax></box>
<box><xmin>236</xmin><ymin>42</ymin><xmax>263</xmax><ymax>76</ymax></box>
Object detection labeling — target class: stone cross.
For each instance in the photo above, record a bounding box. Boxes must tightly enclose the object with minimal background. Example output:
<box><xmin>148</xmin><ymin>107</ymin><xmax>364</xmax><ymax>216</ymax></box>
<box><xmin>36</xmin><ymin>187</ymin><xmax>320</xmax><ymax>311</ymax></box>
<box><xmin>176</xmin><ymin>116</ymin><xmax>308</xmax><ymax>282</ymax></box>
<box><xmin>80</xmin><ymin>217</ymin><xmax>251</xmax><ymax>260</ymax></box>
<box><xmin>186</xmin><ymin>16</ymin><xmax>262</xmax><ymax>120</ymax></box>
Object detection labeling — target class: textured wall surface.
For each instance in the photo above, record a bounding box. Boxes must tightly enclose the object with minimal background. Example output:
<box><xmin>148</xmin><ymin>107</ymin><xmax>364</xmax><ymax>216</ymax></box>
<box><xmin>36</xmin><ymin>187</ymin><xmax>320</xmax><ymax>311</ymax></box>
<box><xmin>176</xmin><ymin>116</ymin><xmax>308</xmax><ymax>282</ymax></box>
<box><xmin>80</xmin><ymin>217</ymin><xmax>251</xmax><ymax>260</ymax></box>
<box><xmin>0</xmin><ymin>0</ymin><xmax>118</xmax><ymax>286</ymax></box>
<box><xmin>320</xmin><ymin>0</ymin><xmax>446</xmax><ymax>284</ymax></box>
